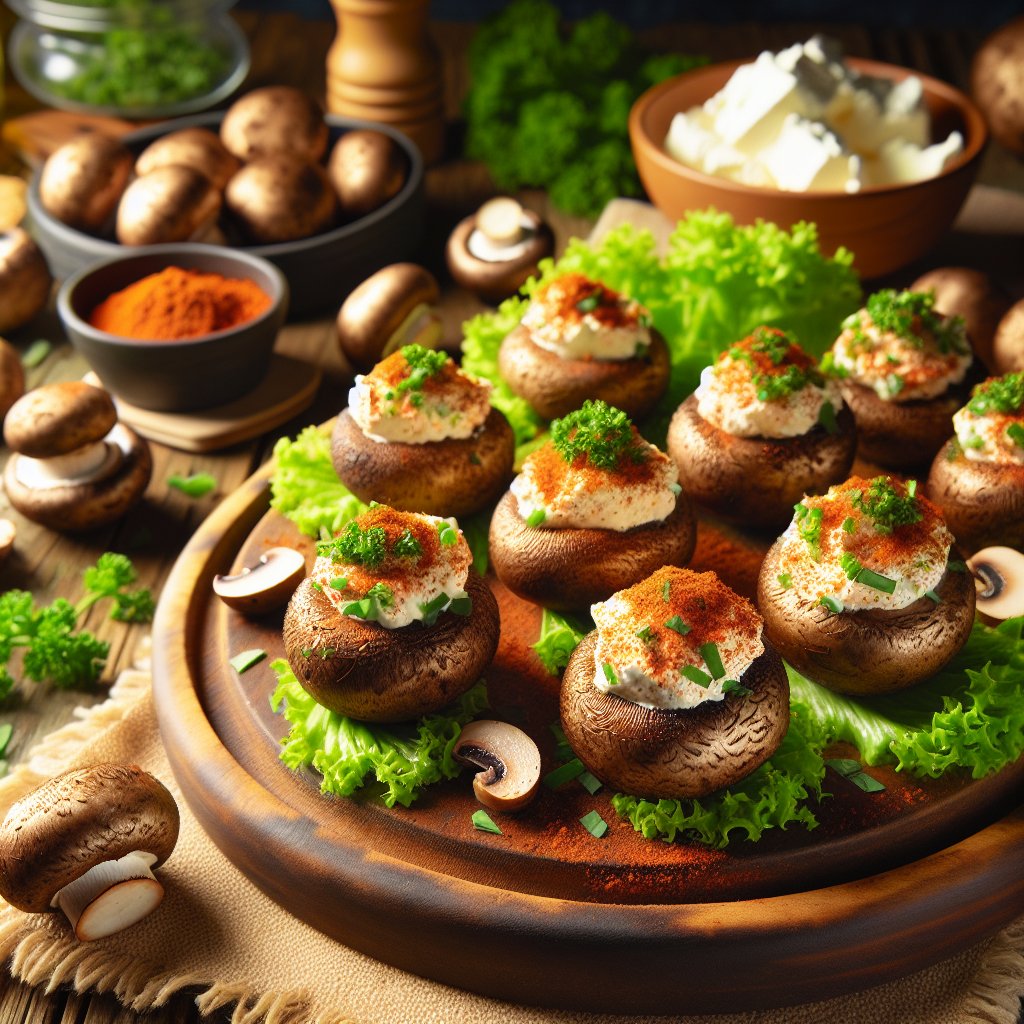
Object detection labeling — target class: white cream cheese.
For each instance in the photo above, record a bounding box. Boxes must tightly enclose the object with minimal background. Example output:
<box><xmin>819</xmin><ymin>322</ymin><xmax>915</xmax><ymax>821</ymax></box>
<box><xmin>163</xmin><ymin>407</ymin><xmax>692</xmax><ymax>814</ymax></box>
<box><xmin>348</xmin><ymin>348</ymin><xmax>492</xmax><ymax>444</ymax></box>
<box><xmin>952</xmin><ymin>374</ymin><xmax>1024</xmax><ymax>465</ymax></box>
<box><xmin>521</xmin><ymin>273</ymin><xmax>651</xmax><ymax>362</ymax></box>
<box><xmin>312</xmin><ymin>509</ymin><xmax>472</xmax><ymax>630</ymax></box>
<box><xmin>14</xmin><ymin>425</ymin><xmax>129</xmax><ymax>490</ymax></box>
<box><xmin>590</xmin><ymin>567</ymin><xmax>765</xmax><ymax>710</ymax></box>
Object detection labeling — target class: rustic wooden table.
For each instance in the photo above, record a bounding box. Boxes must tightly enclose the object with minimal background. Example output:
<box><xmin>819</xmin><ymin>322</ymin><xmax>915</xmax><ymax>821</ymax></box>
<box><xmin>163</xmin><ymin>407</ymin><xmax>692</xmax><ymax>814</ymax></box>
<box><xmin>0</xmin><ymin>10</ymin><xmax>1021</xmax><ymax>1024</ymax></box>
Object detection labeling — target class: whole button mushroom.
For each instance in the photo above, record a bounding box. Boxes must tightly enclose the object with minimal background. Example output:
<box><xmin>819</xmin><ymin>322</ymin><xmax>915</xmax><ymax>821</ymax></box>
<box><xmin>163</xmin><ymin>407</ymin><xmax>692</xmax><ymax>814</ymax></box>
<box><xmin>336</xmin><ymin>263</ymin><xmax>442</xmax><ymax>373</ymax></box>
<box><xmin>971</xmin><ymin>16</ymin><xmax>1024</xmax><ymax>156</ymax></box>
<box><xmin>328</xmin><ymin>129</ymin><xmax>407</xmax><ymax>218</ymax></box>
<box><xmin>446</xmin><ymin>197</ymin><xmax>555</xmax><ymax>304</ymax></box>
<box><xmin>220</xmin><ymin>86</ymin><xmax>329</xmax><ymax>164</ymax></box>
<box><xmin>116</xmin><ymin>166</ymin><xmax>222</xmax><ymax>247</ymax></box>
<box><xmin>0</xmin><ymin>763</ymin><xmax>179</xmax><ymax>941</ymax></box>
<box><xmin>135</xmin><ymin>127</ymin><xmax>241</xmax><ymax>191</ymax></box>
<box><xmin>453</xmin><ymin>720</ymin><xmax>541</xmax><ymax>812</ymax></box>
<box><xmin>993</xmin><ymin>299</ymin><xmax>1024</xmax><ymax>374</ymax></box>
<box><xmin>39</xmin><ymin>133</ymin><xmax>133</xmax><ymax>233</ymax></box>
<box><xmin>0</xmin><ymin>337</ymin><xmax>25</xmax><ymax>425</ymax></box>
<box><xmin>225</xmin><ymin>157</ymin><xmax>337</xmax><ymax>244</ymax></box>
<box><xmin>0</xmin><ymin>229</ymin><xmax>52</xmax><ymax>334</ymax></box>
<box><xmin>3</xmin><ymin>381</ymin><xmax>152</xmax><ymax>532</ymax></box>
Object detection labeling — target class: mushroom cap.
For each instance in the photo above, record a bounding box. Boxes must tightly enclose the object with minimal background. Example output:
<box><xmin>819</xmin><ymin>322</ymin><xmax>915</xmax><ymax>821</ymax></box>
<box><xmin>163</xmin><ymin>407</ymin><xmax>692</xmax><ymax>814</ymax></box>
<box><xmin>4</xmin><ymin>382</ymin><xmax>117</xmax><ymax>457</ymax></box>
<box><xmin>560</xmin><ymin>633</ymin><xmax>790</xmax><ymax>800</ymax></box>
<box><xmin>756</xmin><ymin>537</ymin><xmax>976</xmax><ymax>695</ymax></box>
<box><xmin>220</xmin><ymin>86</ymin><xmax>329</xmax><ymax>164</ymax></box>
<box><xmin>330</xmin><ymin>407</ymin><xmax>515</xmax><ymax>518</ymax></box>
<box><xmin>283</xmin><ymin>571</ymin><xmax>499</xmax><ymax>723</ymax></box>
<box><xmin>910</xmin><ymin>267</ymin><xmax>1012</xmax><ymax>371</ymax></box>
<box><xmin>498</xmin><ymin>323</ymin><xmax>670</xmax><ymax>422</ymax></box>
<box><xmin>488</xmin><ymin>489</ymin><xmax>697</xmax><ymax>611</ymax></box>
<box><xmin>328</xmin><ymin>129</ymin><xmax>407</xmax><ymax>218</ymax></box>
<box><xmin>0</xmin><ymin>337</ymin><xmax>26</xmax><ymax>426</ymax></box>
<box><xmin>993</xmin><ymin>299</ymin><xmax>1024</xmax><ymax>375</ymax></box>
<box><xmin>38</xmin><ymin>134</ymin><xmax>133</xmax><ymax>232</ymax></box>
<box><xmin>0</xmin><ymin>763</ymin><xmax>179</xmax><ymax>914</ymax></box>
<box><xmin>666</xmin><ymin>394</ymin><xmax>857</xmax><ymax>530</ymax></box>
<box><xmin>116</xmin><ymin>166</ymin><xmax>222</xmax><ymax>247</ymax></box>
<box><xmin>134</xmin><ymin>127</ymin><xmax>241</xmax><ymax>191</ymax></box>
<box><xmin>0</xmin><ymin>229</ymin><xmax>52</xmax><ymax>335</ymax></box>
<box><xmin>839</xmin><ymin>376</ymin><xmax>975</xmax><ymax>468</ymax></box>
<box><xmin>925</xmin><ymin>439</ymin><xmax>1024</xmax><ymax>553</ymax></box>
<box><xmin>970</xmin><ymin>16</ymin><xmax>1024</xmax><ymax>157</ymax></box>
<box><xmin>445</xmin><ymin>209</ymin><xmax>555</xmax><ymax>305</ymax></box>
<box><xmin>224</xmin><ymin>157</ymin><xmax>337</xmax><ymax>244</ymax></box>
<box><xmin>336</xmin><ymin>263</ymin><xmax>440</xmax><ymax>373</ymax></box>
<box><xmin>453</xmin><ymin>719</ymin><xmax>542</xmax><ymax>812</ymax></box>
<box><xmin>4</xmin><ymin>423</ymin><xmax>152</xmax><ymax>532</ymax></box>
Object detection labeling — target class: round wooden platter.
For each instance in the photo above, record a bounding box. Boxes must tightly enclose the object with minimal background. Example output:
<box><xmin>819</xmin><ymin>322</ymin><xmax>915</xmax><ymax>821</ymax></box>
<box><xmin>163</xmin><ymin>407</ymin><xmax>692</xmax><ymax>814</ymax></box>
<box><xmin>151</xmin><ymin>458</ymin><xmax>1024</xmax><ymax>1016</ymax></box>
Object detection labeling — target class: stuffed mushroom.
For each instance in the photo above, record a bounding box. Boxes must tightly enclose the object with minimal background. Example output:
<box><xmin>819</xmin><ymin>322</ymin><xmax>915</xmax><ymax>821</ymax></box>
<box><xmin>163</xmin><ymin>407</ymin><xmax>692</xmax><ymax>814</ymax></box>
<box><xmin>499</xmin><ymin>273</ymin><xmax>669</xmax><ymax>421</ymax></box>
<box><xmin>827</xmin><ymin>288</ymin><xmax>976</xmax><ymax>468</ymax></box>
<box><xmin>331</xmin><ymin>344</ymin><xmax>514</xmax><ymax>517</ymax></box>
<box><xmin>561</xmin><ymin>566</ymin><xmax>790</xmax><ymax>800</ymax></box>
<box><xmin>668</xmin><ymin>327</ymin><xmax>856</xmax><ymax>529</ymax></box>
<box><xmin>757</xmin><ymin>475</ymin><xmax>975</xmax><ymax>695</ymax></box>
<box><xmin>284</xmin><ymin>505</ymin><xmax>499</xmax><ymax>723</ymax></box>
<box><xmin>489</xmin><ymin>400</ymin><xmax>696</xmax><ymax>610</ymax></box>
<box><xmin>926</xmin><ymin>371</ymin><xmax>1024</xmax><ymax>552</ymax></box>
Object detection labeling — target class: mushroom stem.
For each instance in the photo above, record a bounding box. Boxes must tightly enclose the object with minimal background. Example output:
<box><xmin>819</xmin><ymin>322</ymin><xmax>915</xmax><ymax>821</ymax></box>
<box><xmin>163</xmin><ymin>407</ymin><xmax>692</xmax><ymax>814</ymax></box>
<box><xmin>14</xmin><ymin>441</ymin><xmax>116</xmax><ymax>490</ymax></box>
<box><xmin>967</xmin><ymin>546</ymin><xmax>1024</xmax><ymax>620</ymax></box>
<box><xmin>454</xmin><ymin>744</ymin><xmax>506</xmax><ymax>787</ymax></box>
<box><xmin>53</xmin><ymin>850</ymin><xmax>162</xmax><ymax>941</ymax></box>
<box><xmin>476</xmin><ymin>197</ymin><xmax>525</xmax><ymax>246</ymax></box>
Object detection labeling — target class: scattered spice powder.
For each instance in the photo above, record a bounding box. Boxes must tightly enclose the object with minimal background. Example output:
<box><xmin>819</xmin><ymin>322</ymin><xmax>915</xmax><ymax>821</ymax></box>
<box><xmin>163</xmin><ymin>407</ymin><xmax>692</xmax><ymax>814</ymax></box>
<box><xmin>89</xmin><ymin>265</ymin><xmax>272</xmax><ymax>341</ymax></box>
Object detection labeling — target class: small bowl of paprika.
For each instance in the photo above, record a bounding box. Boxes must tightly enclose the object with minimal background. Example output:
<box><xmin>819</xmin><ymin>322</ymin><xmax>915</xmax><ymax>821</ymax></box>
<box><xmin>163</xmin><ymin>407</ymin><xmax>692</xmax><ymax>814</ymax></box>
<box><xmin>57</xmin><ymin>243</ymin><xmax>288</xmax><ymax>412</ymax></box>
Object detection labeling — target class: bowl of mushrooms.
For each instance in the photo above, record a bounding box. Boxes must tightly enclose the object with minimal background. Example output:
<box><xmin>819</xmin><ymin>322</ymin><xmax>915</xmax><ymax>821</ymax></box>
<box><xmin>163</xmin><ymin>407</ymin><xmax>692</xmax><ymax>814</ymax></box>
<box><xmin>26</xmin><ymin>86</ymin><xmax>425</xmax><ymax>316</ymax></box>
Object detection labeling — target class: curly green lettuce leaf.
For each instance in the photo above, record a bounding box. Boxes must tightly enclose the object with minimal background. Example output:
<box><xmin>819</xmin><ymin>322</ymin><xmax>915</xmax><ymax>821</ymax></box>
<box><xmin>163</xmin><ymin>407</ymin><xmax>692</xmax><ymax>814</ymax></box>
<box><xmin>532</xmin><ymin>608</ymin><xmax>590</xmax><ymax>675</ymax></box>
<box><xmin>270</xmin><ymin>659</ymin><xmax>488</xmax><ymax>808</ymax></box>
<box><xmin>787</xmin><ymin>616</ymin><xmax>1024</xmax><ymax>779</ymax></box>
<box><xmin>612</xmin><ymin>702</ymin><xmax>828</xmax><ymax>848</ymax></box>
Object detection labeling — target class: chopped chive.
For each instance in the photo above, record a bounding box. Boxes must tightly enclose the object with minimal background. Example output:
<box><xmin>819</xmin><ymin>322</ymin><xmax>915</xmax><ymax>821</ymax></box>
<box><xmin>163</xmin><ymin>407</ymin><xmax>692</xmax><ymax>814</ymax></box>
<box><xmin>342</xmin><ymin>598</ymin><xmax>376</xmax><ymax>619</ymax></box>
<box><xmin>578</xmin><ymin>770</ymin><xmax>603</xmax><ymax>795</ymax></box>
<box><xmin>662</xmin><ymin>579</ymin><xmax>671</xmax><ymax>602</ymax></box>
<box><xmin>471</xmin><ymin>810</ymin><xmax>502</xmax><ymax>834</ymax></box>
<box><xmin>842</xmin><ymin>517</ymin><xmax>856</xmax><ymax>534</ymax></box>
<box><xmin>549</xmin><ymin>721</ymin><xmax>573</xmax><ymax>761</ymax></box>
<box><xmin>699</xmin><ymin>641</ymin><xmax>725</xmax><ymax>679</ymax></box>
<box><xmin>579</xmin><ymin>810</ymin><xmax>608</xmax><ymax>838</ymax></box>
<box><xmin>576</xmin><ymin>293</ymin><xmax>600</xmax><ymax>313</ymax></box>
<box><xmin>526</xmin><ymin>508</ymin><xmax>547</xmax><ymax>527</ymax></box>
<box><xmin>601</xmin><ymin>662</ymin><xmax>618</xmax><ymax>686</ymax></box>
<box><xmin>721</xmin><ymin>678</ymin><xmax>752</xmax><ymax>696</ymax></box>
<box><xmin>418</xmin><ymin>592</ymin><xmax>451</xmax><ymax>624</ymax></box>
<box><xmin>948</xmin><ymin>560</ymin><xmax>966</xmax><ymax>573</ymax></box>
<box><xmin>167</xmin><ymin>472</ymin><xmax>217</xmax><ymax>498</ymax></box>
<box><xmin>329</xmin><ymin>577</ymin><xmax>348</xmax><ymax>590</ymax></box>
<box><xmin>310</xmin><ymin>580</ymin><xmax>323</xmax><ymax>592</ymax></box>
<box><xmin>856</xmin><ymin>567</ymin><xmax>898</xmax><ymax>594</ymax></box>
<box><xmin>229</xmin><ymin>649</ymin><xmax>267</xmax><ymax>674</ymax></box>
<box><xmin>681</xmin><ymin>664</ymin><xmax>711</xmax><ymax>686</ymax></box>
<box><xmin>635</xmin><ymin>625</ymin><xmax>656</xmax><ymax>643</ymax></box>
<box><xmin>840</xmin><ymin>552</ymin><xmax>863</xmax><ymax>579</ymax></box>
<box><xmin>21</xmin><ymin>339</ymin><xmax>51</xmax><ymax>368</ymax></box>
<box><xmin>663</xmin><ymin>615</ymin><xmax>691</xmax><ymax>636</ymax></box>
<box><xmin>437</xmin><ymin>521</ymin><xmax>458</xmax><ymax>546</ymax></box>
<box><xmin>777</xmin><ymin>572</ymin><xmax>793</xmax><ymax>589</ymax></box>
<box><xmin>543</xmin><ymin>758</ymin><xmax>584</xmax><ymax>789</ymax></box>
<box><xmin>924</xmin><ymin>589</ymin><xmax>941</xmax><ymax>603</ymax></box>
<box><xmin>826</xmin><ymin>758</ymin><xmax>885</xmax><ymax>793</ymax></box>
<box><xmin>449</xmin><ymin>595</ymin><xmax>473</xmax><ymax>616</ymax></box>
<box><xmin>819</xmin><ymin>595</ymin><xmax>844</xmax><ymax>614</ymax></box>
<box><xmin>668</xmin><ymin>482</ymin><xmax>682</xmax><ymax>495</ymax></box>
<box><xmin>818</xmin><ymin>400</ymin><xmax>838</xmax><ymax>435</ymax></box>
<box><xmin>906</xmin><ymin>479</ymin><xmax>918</xmax><ymax>498</ymax></box>
<box><xmin>0</xmin><ymin>723</ymin><xmax>12</xmax><ymax>757</ymax></box>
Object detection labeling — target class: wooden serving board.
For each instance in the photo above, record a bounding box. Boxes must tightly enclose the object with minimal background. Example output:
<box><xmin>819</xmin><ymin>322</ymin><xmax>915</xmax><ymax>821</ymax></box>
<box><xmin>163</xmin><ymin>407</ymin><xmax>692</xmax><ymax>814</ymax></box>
<box><xmin>151</xmin><ymin>452</ymin><xmax>1024</xmax><ymax>1016</ymax></box>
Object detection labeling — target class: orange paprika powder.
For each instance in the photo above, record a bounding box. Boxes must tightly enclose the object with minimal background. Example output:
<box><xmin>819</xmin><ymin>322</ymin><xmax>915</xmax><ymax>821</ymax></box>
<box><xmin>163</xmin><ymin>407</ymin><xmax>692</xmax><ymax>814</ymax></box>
<box><xmin>89</xmin><ymin>265</ymin><xmax>272</xmax><ymax>341</ymax></box>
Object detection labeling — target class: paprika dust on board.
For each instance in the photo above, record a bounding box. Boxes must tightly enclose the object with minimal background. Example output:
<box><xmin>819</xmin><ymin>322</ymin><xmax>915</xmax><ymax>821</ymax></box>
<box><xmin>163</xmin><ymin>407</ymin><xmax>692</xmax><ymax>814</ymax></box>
<box><xmin>89</xmin><ymin>266</ymin><xmax>272</xmax><ymax>341</ymax></box>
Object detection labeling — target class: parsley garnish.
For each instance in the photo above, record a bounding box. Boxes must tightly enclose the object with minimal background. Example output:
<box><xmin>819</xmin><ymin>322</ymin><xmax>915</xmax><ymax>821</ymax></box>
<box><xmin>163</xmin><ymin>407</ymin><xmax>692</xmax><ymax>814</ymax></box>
<box><xmin>392</xmin><ymin>529</ymin><xmax>422</xmax><ymax>558</ymax></box>
<box><xmin>794</xmin><ymin>502</ymin><xmax>824</xmax><ymax>559</ymax></box>
<box><xmin>318</xmin><ymin>521</ymin><xmax>388</xmax><ymax>567</ymax></box>
<box><xmin>550</xmin><ymin>399</ymin><xmax>647</xmax><ymax>469</ymax></box>
<box><xmin>393</xmin><ymin>344</ymin><xmax>449</xmax><ymax>399</ymax></box>
<box><xmin>861</xmin><ymin>289</ymin><xmax>968</xmax><ymax>355</ymax></box>
<box><xmin>968</xmin><ymin>373</ymin><xmax>1024</xmax><ymax>416</ymax></box>
<box><xmin>635</xmin><ymin>626</ymin><xmax>656</xmax><ymax>643</ymax></box>
<box><xmin>699</xmin><ymin>641</ymin><xmax>726</xmax><ymax>679</ymax></box>
<box><xmin>851</xmin><ymin>477</ymin><xmax>922</xmax><ymax>535</ymax></box>
<box><xmin>1007</xmin><ymin>423</ymin><xmax>1024</xmax><ymax>448</ymax></box>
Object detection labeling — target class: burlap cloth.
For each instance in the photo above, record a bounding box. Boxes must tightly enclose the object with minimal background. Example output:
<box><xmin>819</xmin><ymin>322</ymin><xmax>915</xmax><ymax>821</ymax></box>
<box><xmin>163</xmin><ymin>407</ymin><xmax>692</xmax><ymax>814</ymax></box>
<box><xmin>1</xmin><ymin>648</ymin><xmax>1022</xmax><ymax>1024</ymax></box>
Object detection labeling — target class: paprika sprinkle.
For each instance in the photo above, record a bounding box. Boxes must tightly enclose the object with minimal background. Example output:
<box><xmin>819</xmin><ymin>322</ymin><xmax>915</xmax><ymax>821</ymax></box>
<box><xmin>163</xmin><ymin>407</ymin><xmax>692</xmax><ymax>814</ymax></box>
<box><xmin>89</xmin><ymin>265</ymin><xmax>272</xmax><ymax>341</ymax></box>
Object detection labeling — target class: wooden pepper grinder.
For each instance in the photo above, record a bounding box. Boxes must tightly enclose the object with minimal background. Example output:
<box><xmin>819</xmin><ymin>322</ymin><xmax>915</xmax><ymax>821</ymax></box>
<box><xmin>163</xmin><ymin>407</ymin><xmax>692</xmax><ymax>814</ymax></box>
<box><xmin>326</xmin><ymin>0</ymin><xmax>445</xmax><ymax>165</ymax></box>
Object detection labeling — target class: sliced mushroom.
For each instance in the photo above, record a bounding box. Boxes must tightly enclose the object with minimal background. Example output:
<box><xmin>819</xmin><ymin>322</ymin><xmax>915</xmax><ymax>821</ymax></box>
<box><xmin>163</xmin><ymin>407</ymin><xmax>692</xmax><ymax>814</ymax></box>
<box><xmin>0</xmin><ymin>763</ymin><xmax>179</xmax><ymax>941</ymax></box>
<box><xmin>967</xmin><ymin>546</ymin><xmax>1024</xmax><ymax>620</ymax></box>
<box><xmin>453</xmin><ymin>720</ymin><xmax>541</xmax><ymax>812</ymax></box>
<box><xmin>213</xmin><ymin>546</ymin><xmax>306</xmax><ymax>615</ymax></box>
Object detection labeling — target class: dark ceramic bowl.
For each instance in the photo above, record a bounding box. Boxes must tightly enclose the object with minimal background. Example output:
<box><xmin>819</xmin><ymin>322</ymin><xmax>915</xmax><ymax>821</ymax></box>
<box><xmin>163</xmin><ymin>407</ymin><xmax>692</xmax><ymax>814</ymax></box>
<box><xmin>28</xmin><ymin>112</ymin><xmax>424</xmax><ymax>317</ymax></box>
<box><xmin>57</xmin><ymin>244</ymin><xmax>288</xmax><ymax>412</ymax></box>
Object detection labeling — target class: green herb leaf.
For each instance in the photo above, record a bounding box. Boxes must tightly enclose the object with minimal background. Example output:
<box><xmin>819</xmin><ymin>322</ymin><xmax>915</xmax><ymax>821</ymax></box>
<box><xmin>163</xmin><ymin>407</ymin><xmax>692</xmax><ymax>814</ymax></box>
<box><xmin>544</xmin><ymin>758</ymin><xmax>585</xmax><ymax>789</ymax></box>
<box><xmin>817</xmin><ymin>400</ymin><xmax>838</xmax><ymax>434</ymax></box>
<box><xmin>576</xmin><ymin>292</ymin><xmax>600</xmax><ymax>313</ymax></box>
<box><xmin>471</xmin><ymin>809</ymin><xmax>503</xmax><ymax>834</ymax></box>
<box><xmin>825</xmin><ymin>758</ymin><xmax>886</xmax><ymax>793</ymax></box>
<box><xmin>967</xmin><ymin>372</ymin><xmax>1024</xmax><ymax>417</ymax></box>
<box><xmin>1007</xmin><ymin>422</ymin><xmax>1024</xmax><ymax>448</ymax></box>
<box><xmin>319</xmin><ymin>521</ymin><xmax>388</xmax><ymax>568</ymax></box>
<box><xmin>0</xmin><ymin>723</ymin><xmax>13</xmax><ymax>757</ymax></box>
<box><xmin>777</xmin><ymin>572</ymin><xmax>793</xmax><ymax>589</ymax></box>
<box><xmin>449</xmin><ymin>595</ymin><xmax>473</xmax><ymax>616</ymax></box>
<box><xmin>526</xmin><ymin>508</ymin><xmax>547</xmax><ymax>527</ymax></box>
<box><xmin>842</xmin><ymin>516</ymin><xmax>856</xmax><ymax>534</ymax></box>
<box><xmin>635</xmin><ymin>625</ymin><xmax>656</xmax><ymax>643</ymax></box>
<box><xmin>21</xmin><ymin>339</ymin><xmax>51</xmax><ymax>368</ymax></box>
<box><xmin>579</xmin><ymin>809</ymin><xmax>609</xmax><ymax>838</ymax></box>
<box><xmin>699</xmin><ymin>641</ymin><xmax>725</xmax><ymax>679</ymax></box>
<box><xmin>550</xmin><ymin>399</ymin><xmax>646</xmax><ymax>469</ymax></box>
<box><xmin>437</xmin><ymin>521</ymin><xmax>459</xmax><ymax>547</ymax></box>
<box><xmin>418</xmin><ymin>592</ymin><xmax>452</xmax><ymax>626</ymax></box>
<box><xmin>602</xmin><ymin>662</ymin><xmax>618</xmax><ymax>686</ymax></box>
<box><xmin>819</xmin><ymin>595</ymin><xmax>844</xmax><ymax>614</ymax></box>
<box><xmin>392</xmin><ymin>529</ymin><xmax>422</xmax><ymax>559</ymax></box>
<box><xmin>721</xmin><ymin>678</ymin><xmax>752</xmax><ymax>696</ymax></box>
<box><xmin>329</xmin><ymin>577</ymin><xmax>348</xmax><ymax>591</ymax></box>
<box><xmin>578</xmin><ymin>770</ymin><xmax>603</xmax><ymax>795</ymax></box>
<box><xmin>662</xmin><ymin>579</ymin><xmax>671</xmax><ymax>602</ymax></box>
<box><xmin>663</xmin><ymin>615</ymin><xmax>690</xmax><ymax>636</ymax></box>
<box><xmin>851</xmin><ymin>476</ymin><xmax>922</xmax><ymax>535</ymax></box>
<box><xmin>229</xmin><ymin>649</ymin><xmax>267</xmax><ymax>675</ymax></box>
<box><xmin>681</xmin><ymin>664</ymin><xmax>711</xmax><ymax>686</ymax></box>
<box><xmin>167</xmin><ymin>472</ymin><xmax>217</xmax><ymax>498</ymax></box>
<box><xmin>532</xmin><ymin>608</ymin><xmax>589</xmax><ymax>675</ymax></box>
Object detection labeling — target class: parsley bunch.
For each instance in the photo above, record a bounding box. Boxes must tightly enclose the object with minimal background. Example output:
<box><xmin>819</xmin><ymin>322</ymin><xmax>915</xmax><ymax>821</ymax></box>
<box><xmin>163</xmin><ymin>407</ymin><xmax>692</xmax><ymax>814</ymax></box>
<box><xmin>0</xmin><ymin>553</ymin><xmax>154</xmax><ymax>699</ymax></box>
<box><xmin>851</xmin><ymin>477</ymin><xmax>922</xmax><ymax>535</ymax></box>
<box><xmin>318</xmin><ymin>522</ymin><xmax>388</xmax><ymax>568</ymax></box>
<box><xmin>387</xmin><ymin>346</ymin><xmax>449</xmax><ymax>407</ymax></box>
<box><xmin>551</xmin><ymin>400</ymin><xmax>646</xmax><ymax>469</ymax></box>
<box><xmin>967</xmin><ymin>372</ymin><xmax>1024</xmax><ymax>417</ymax></box>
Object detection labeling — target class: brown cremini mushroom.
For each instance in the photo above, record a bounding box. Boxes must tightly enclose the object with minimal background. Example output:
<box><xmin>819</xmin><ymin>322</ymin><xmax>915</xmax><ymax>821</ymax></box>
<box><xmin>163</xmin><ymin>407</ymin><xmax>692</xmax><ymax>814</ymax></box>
<box><xmin>38</xmin><ymin>133</ymin><xmax>133</xmax><ymax>232</ymax></box>
<box><xmin>116</xmin><ymin>166</ymin><xmax>222</xmax><ymax>247</ymax></box>
<box><xmin>560</xmin><ymin>632</ymin><xmax>790</xmax><ymax>800</ymax></box>
<box><xmin>446</xmin><ymin>198</ymin><xmax>555</xmax><ymax>305</ymax></box>
<box><xmin>0</xmin><ymin>229</ymin><xmax>51</xmax><ymax>335</ymax></box>
<box><xmin>971</xmin><ymin>16</ymin><xmax>1024</xmax><ymax>157</ymax></box>
<box><xmin>220</xmin><ymin>86</ymin><xmax>329</xmax><ymax>164</ymax></box>
<box><xmin>225</xmin><ymin>157</ymin><xmax>337</xmax><ymax>244</ymax></box>
<box><xmin>453</xmin><ymin>720</ymin><xmax>541</xmax><ymax>812</ymax></box>
<box><xmin>0</xmin><ymin>763</ymin><xmax>179</xmax><ymax>941</ymax></box>
<box><xmin>993</xmin><ymin>299</ymin><xmax>1024</xmax><ymax>375</ymax></box>
<box><xmin>967</xmin><ymin>546</ymin><xmax>1024</xmax><ymax>621</ymax></box>
<box><xmin>213</xmin><ymin>546</ymin><xmax>307</xmax><ymax>616</ymax></box>
<box><xmin>135</xmin><ymin>127</ymin><xmax>241</xmax><ymax>191</ymax></box>
<box><xmin>328</xmin><ymin>129</ymin><xmax>407</xmax><ymax>218</ymax></box>
<box><xmin>3</xmin><ymin>382</ymin><xmax>151</xmax><ymax>532</ymax></box>
<box><xmin>0</xmin><ymin>337</ymin><xmax>25</xmax><ymax>425</ymax></box>
<box><xmin>336</xmin><ymin>263</ymin><xmax>442</xmax><ymax>373</ymax></box>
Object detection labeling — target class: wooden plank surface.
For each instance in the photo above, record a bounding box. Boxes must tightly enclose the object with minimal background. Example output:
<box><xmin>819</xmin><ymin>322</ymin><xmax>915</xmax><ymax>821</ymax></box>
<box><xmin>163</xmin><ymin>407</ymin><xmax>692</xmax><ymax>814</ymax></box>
<box><xmin>0</xmin><ymin>11</ymin><xmax>1022</xmax><ymax>1024</ymax></box>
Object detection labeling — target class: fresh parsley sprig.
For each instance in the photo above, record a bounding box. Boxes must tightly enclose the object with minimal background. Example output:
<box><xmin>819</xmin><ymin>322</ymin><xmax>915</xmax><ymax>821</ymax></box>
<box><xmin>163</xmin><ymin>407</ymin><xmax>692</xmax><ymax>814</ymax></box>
<box><xmin>550</xmin><ymin>399</ymin><xmax>646</xmax><ymax>469</ymax></box>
